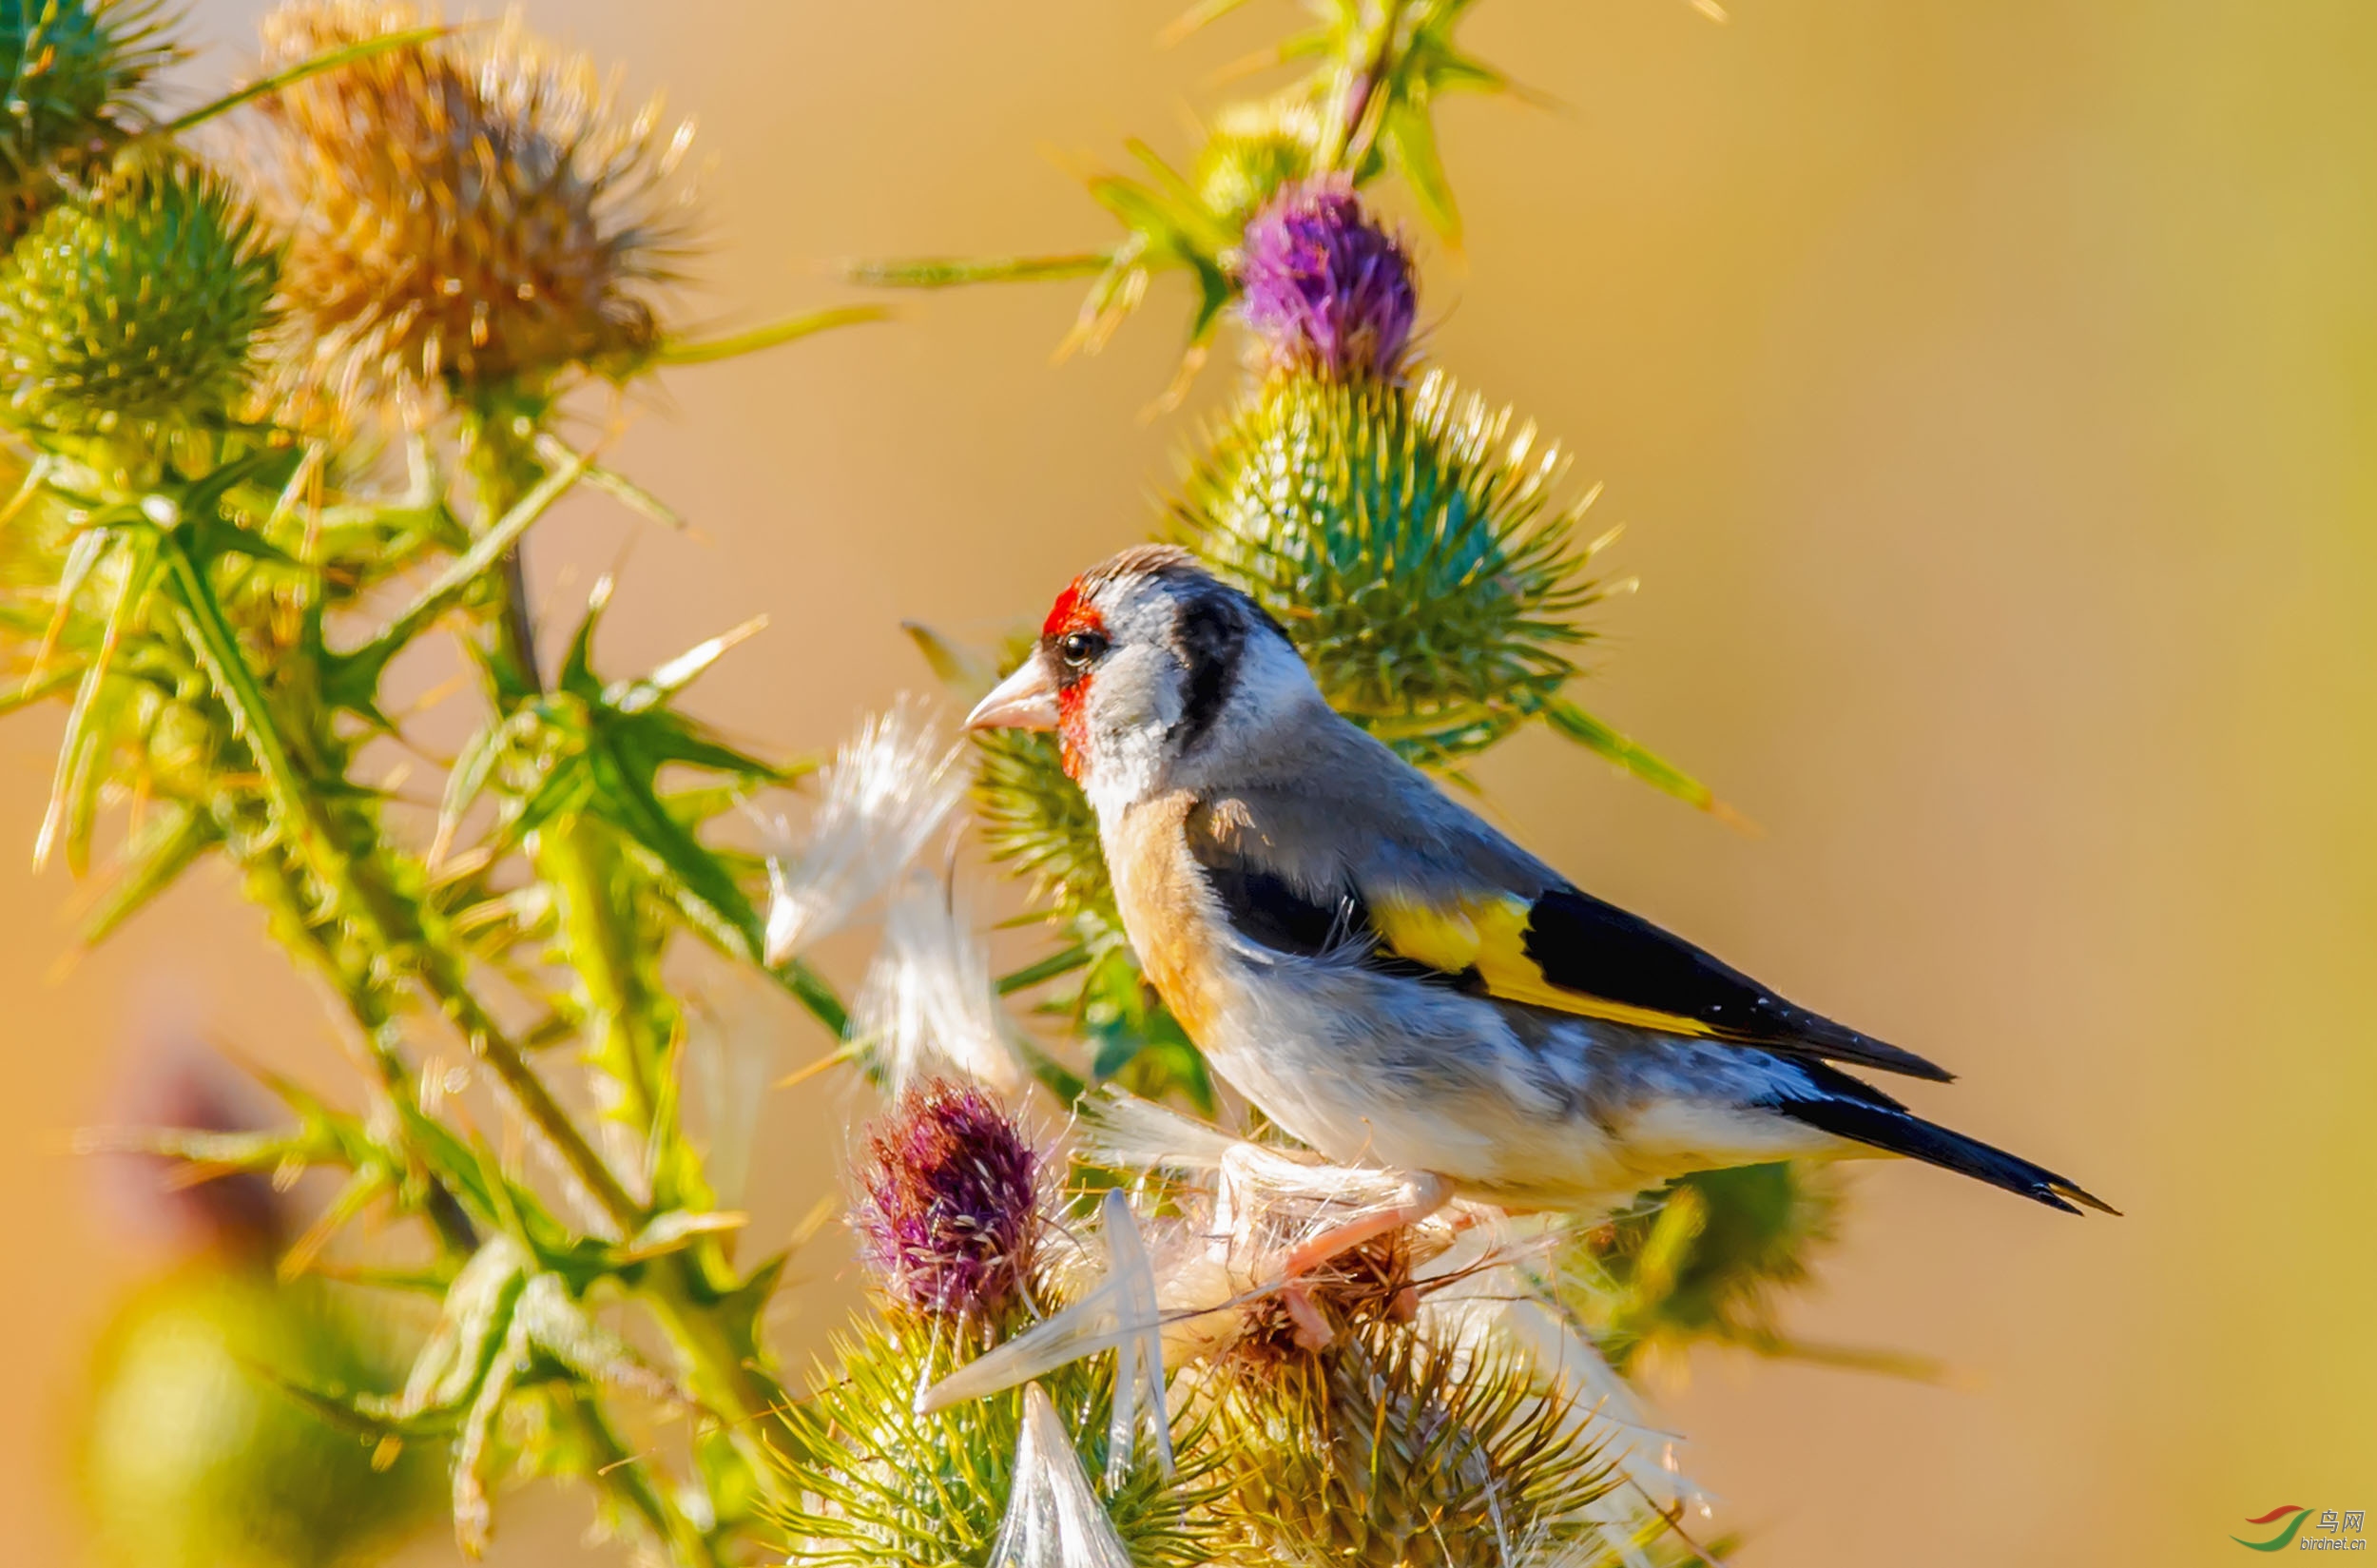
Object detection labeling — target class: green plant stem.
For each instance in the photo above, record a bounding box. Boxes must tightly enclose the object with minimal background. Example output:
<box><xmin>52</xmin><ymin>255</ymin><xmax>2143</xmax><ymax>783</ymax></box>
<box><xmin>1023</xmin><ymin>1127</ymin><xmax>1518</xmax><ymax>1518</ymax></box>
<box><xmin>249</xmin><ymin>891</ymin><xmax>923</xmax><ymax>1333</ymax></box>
<box><xmin>468</xmin><ymin>423</ymin><xmax>794</xmax><ymax>1506</ymax></box>
<box><xmin>641</xmin><ymin>1264</ymin><xmax>793</xmax><ymax>1480</ymax></box>
<box><xmin>535</xmin><ymin>815</ymin><xmax>667</xmax><ymax>1136</ymax></box>
<box><xmin>158</xmin><ymin>521</ymin><xmax>644</xmax><ymax>1230</ymax></box>
<box><xmin>464</xmin><ymin>419</ymin><xmax>678</xmax><ymax>1165</ymax></box>
<box><xmin>562</xmin><ymin>1388</ymin><xmax>725</xmax><ymax>1568</ymax></box>
<box><xmin>463</xmin><ymin>401</ymin><xmax>551</xmax><ymax>705</ymax></box>
<box><xmin>241</xmin><ymin>848</ymin><xmax>479</xmax><ymax>1257</ymax></box>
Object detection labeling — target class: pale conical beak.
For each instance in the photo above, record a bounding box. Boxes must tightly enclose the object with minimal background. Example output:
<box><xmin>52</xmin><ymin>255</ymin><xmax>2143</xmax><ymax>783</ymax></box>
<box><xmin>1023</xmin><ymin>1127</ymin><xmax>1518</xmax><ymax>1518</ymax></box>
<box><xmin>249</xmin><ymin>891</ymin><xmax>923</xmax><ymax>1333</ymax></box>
<box><xmin>965</xmin><ymin>654</ymin><xmax>1060</xmax><ymax>731</ymax></box>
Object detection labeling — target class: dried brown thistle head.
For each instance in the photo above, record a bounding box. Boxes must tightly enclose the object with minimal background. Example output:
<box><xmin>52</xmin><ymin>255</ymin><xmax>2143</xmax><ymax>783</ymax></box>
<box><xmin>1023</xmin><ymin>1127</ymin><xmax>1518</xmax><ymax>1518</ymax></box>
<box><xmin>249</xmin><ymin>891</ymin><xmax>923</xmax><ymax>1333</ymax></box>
<box><xmin>235</xmin><ymin>1</ymin><xmax>695</xmax><ymax>425</ymax></box>
<box><xmin>1230</xmin><ymin>1231</ymin><xmax>1422</xmax><ymax>1367</ymax></box>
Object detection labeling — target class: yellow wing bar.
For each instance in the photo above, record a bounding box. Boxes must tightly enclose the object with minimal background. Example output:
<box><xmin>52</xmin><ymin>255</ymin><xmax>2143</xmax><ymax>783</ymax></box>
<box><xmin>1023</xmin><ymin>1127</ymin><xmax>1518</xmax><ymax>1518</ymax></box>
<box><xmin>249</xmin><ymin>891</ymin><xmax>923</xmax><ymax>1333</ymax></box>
<box><xmin>1370</xmin><ymin>890</ymin><xmax>1727</xmax><ymax>1039</ymax></box>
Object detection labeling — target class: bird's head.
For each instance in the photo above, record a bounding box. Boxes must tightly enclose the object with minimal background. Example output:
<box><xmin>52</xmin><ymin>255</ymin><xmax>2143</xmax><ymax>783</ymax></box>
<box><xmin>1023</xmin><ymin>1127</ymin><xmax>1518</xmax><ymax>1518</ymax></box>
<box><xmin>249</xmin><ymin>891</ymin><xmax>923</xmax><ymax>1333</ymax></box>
<box><xmin>966</xmin><ymin>546</ymin><xmax>1318</xmax><ymax>815</ymax></box>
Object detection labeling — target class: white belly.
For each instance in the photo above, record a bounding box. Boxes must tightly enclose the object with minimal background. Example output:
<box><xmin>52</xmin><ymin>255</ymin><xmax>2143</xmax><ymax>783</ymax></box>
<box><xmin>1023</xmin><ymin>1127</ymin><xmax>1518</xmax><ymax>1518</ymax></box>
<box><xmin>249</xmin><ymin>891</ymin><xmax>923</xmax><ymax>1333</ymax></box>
<box><xmin>1190</xmin><ymin>955</ymin><xmax>1840</xmax><ymax>1211</ymax></box>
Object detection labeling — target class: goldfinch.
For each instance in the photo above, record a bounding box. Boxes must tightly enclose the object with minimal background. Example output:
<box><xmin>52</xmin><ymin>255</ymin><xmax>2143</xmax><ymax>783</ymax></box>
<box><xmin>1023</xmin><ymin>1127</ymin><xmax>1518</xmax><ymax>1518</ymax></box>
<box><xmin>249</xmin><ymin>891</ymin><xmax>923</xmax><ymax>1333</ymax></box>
<box><xmin>967</xmin><ymin>545</ymin><xmax>2113</xmax><ymax>1221</ymax></box>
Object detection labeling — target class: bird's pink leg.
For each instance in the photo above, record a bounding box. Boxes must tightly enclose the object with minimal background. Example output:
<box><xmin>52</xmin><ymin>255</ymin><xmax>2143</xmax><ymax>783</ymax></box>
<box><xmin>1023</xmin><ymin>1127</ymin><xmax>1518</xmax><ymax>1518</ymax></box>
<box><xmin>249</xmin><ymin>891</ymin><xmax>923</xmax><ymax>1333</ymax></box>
<box><xmin>1274</xmin><ymin>1173</ymin><xmax>1456</xmax><ymax>1350</ymax></box>
<box><xmin>1278</xmin><ymin>1172</ymin><xmax>1457</xmax><ymax>1276</ymax></box>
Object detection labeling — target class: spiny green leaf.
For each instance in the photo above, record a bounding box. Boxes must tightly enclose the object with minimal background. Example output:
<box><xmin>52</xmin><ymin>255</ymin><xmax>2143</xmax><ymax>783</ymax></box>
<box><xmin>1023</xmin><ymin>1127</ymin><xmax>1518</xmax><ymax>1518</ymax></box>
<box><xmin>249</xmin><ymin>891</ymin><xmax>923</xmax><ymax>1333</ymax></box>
<box><xmin>843</xmin><ymin>252</ymin><xmax>1113</xmax><ymax>289</ymax></box>
<box><xmin>37</xmin><ymin>525</ymin><xmax>154</xmax><ymax>874</ymax></box>
<box><xmin>156</xmin><ymin>24</ymin><xmax>451</xmax><ymax>134</ymax></box>
<box><xmin>82</xmin><ymin>801</ymin><xmax>216</xmax><ymax>944</ymax></box>
<box><xmin>333</xmin><ymin>446</ymin><xmax>589</xmax><ymax>713</ymax></box>
<box><xmin>584</xmin><ymin>741</ymin><xmax>764</xmax><ymax>959</ymax></box>
<box><xmin>1534</xmin><ymin>694</ymin><xmax>1737</xmax><ymax>823</ymax></box>
<box><xmin>655</xmin><ymin>303</ymin><xmax>893</xmax><ymax>367</ymax></box>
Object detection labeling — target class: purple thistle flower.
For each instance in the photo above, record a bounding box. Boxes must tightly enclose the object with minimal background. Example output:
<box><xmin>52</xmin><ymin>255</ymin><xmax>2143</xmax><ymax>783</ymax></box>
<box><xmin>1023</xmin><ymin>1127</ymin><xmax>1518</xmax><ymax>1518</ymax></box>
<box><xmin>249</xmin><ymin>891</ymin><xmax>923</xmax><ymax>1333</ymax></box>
<box><xmin>852</xmin><ymin>1079</ymin><xmax>1041</xmax><ymax>1321</ymax></box>
<box><xmin>1237</xmin><ymin>176</ymin><xmax>1417</xmax><ymax>381</ymax></box>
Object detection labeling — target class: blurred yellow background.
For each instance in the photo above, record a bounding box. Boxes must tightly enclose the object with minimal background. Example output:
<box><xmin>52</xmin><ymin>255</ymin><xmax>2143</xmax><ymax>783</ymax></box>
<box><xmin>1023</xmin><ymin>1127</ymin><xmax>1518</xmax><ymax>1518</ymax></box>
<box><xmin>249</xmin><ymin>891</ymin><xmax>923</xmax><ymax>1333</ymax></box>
<box><xmin>7</xmin><ymin>1</ymin><xmax>2372</xmax><ymax>1564</ymax></box>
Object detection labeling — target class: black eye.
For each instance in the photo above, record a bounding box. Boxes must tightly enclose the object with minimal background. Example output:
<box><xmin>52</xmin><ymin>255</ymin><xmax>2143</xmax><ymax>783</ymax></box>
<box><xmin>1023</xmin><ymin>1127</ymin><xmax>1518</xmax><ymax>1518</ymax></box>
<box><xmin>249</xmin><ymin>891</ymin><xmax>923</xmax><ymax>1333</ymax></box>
<box><xmin>1055</xmin><ymin>629</ymin><xmax>1108</xmax><ymax>667</ymax></box>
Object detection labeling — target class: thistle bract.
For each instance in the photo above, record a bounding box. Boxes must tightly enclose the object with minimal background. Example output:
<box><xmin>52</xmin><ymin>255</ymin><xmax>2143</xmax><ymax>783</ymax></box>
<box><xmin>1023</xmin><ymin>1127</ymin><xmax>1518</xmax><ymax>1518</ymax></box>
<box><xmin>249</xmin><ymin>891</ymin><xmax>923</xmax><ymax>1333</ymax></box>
<box><xmin>1174</xmin><ymin>369</ymin><xmax>1615</xmax><ymax>767</ymax></box>
<box><xmin>0</xmin><ymin>0</ymin><xmax>176</xmax><ymax>240</ymax></box>
<box><xmin>853</xmin><ymin>1079</ymin><xmax>1042</xmax><ymax>1323</ymax></box>
<box><xmin>1237</xmin><ymin>176</ymin><xmax>1416</xmax><ymax>383</ymax></box>
<box><xmin>239</xmin><ymin>0</ymin><xmax>694</xmax><ymax>419</ymax></box>
<box><xmin>0</xmin><ymin>159</ymin><xmax>279</xmax><ymax>439</ymax></box>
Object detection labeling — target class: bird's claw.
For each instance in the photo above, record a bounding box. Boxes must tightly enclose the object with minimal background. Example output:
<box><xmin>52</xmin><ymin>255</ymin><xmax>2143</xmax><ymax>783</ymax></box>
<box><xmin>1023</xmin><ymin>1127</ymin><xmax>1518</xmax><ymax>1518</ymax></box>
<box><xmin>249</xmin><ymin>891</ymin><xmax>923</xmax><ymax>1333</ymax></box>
<box><xmin>1282</xmin><ymin>1282</ymin><xmax>1334</xmax><ymax>1351</ymax></box>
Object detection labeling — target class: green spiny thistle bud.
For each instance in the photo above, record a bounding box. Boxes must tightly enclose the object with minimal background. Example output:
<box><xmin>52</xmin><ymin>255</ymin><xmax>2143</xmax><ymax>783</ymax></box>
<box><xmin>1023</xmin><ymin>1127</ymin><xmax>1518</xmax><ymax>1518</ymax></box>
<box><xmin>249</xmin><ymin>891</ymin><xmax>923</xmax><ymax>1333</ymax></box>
<box><xmin>769</xmin><ymin>1315</ymin><xmax>1220</xmax><ymax>1567</ymax></box>
<box><xmin>0</xmin><ymin>0</ymin><xmax>177</xmax><ymax>241</ymax></box>
<box><xmin>1193</xmin><ymin>98</ymin><xmax>1321</xmax><ymax>232</ymax></box>
<box><xmin>0</xmin><ymin>158</ymin><xmax>279</xmax><ymax>440</ymax></box>
<box><xmin>1198</xmin><ymin>1319</ymin><xmax>1618</xmax><ymax>1568</ymax></box>
<box><xmin>77</xmin><ymin>1264</ymin><xmax>439</xmax><ymax>1568</ymax></box>
<box><xmin>238</xmin><ymin>1</ymin><xmax>695</xmax><ymax>422</ymax></box>
<box><xmin>974</xmin><ymin>723</ymin><xmax>1117</xmax><ymax>935</ymax></box>
<box><xmin>1173</xmin><ymin>369</ymin><xmax>1619</xmax><ymax>768</ymax></box>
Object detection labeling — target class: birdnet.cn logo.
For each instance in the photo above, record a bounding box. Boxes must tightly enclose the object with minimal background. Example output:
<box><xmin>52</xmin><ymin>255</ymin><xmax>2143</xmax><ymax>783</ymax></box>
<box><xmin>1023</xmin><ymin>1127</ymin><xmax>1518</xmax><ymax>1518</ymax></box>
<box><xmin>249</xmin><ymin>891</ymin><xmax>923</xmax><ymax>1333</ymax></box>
<box><xmin>2233</xmin><ymin>1506</ymin><xmax>2367</xmax><ymax>1552</ymax></box>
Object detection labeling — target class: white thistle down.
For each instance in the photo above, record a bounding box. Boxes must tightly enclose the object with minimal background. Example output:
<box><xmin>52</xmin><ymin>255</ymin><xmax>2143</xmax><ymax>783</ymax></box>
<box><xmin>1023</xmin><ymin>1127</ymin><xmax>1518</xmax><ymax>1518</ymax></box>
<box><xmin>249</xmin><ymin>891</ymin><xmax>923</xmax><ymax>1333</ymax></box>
<box><xmin>763</xmin><ymin>701</ymin><xmax>968</xmax><ymax>965</ymax></box>
<box><xmin>987</xmin><ymin>1384</ymin><xmax>1135</xmax><ymax>1568</ymax></box>
<box><xmin>850</xmin><ymin>873</ymin><xmax>1025</xmax><ymax>1094</ymax></box>
<box><xmin>681</xmin><ymin>984</ymin><xmax>781</xmax><ymax>1208</ymax></box>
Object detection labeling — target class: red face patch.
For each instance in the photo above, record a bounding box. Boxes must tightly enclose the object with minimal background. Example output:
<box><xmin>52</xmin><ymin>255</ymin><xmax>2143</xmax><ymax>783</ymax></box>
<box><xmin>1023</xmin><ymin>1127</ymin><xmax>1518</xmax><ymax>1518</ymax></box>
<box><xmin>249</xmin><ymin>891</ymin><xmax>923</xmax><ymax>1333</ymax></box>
<box><xmin>1041</xmin><ymin>578</ymin><xmax>1106</xmax><ymax>782</ymax></box>
<box><xmin>1041</xmin><ymin>579</ymin><xmax>1101</xmax><ymax>639</ymax></box>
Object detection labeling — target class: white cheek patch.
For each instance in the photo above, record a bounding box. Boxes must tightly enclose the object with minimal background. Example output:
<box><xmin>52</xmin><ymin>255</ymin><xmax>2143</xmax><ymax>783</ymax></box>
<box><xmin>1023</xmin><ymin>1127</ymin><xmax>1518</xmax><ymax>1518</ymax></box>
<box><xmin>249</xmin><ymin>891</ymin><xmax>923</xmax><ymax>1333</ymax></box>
<box><xmin>1080</xmin><ymin>642</ymin><xmax>1184</xmax><ymax>820</ymax></box>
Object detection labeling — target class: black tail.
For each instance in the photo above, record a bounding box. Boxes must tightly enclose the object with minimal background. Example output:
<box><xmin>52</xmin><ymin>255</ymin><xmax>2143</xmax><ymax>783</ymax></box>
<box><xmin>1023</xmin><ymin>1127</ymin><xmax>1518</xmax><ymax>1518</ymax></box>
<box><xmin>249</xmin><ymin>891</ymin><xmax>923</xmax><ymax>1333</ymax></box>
<box><xmin>1772</xmin><ymin>1079</ymin><xmax>2117</xmax><ymax>1216</ymax></box>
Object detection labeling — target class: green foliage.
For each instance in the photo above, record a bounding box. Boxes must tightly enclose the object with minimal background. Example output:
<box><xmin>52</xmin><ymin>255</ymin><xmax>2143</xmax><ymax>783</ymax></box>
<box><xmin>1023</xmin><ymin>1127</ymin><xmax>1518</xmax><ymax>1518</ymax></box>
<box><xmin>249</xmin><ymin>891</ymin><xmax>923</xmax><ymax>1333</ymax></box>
<box><xmin>0</xmin><ymin>0</ymin><xmax>176</xmax><ymax>239</ymax></box>
<box><xmin>0</xmin><ymin>158</ymin><xmax>279</xmax><ymax>445</ymax></box>
<box><xmin>774</xmin><ymin>1316</ymin><xmax>1223</xmax><ymax>1568</ymax></box>
<box><xmin>1568</xmin><ymin>1162</ymin><xmax>1854</xmax><ymax>1375</ymax></box>
<box><xmin>78</xmin><ymin>1262</ymin><xmax>440</xmax><ymax>1568</ymax></box>
<box><xmin>0</xmin><ymin>6</ymin><xmax>881</xmax><ymax>1564</ymax></box>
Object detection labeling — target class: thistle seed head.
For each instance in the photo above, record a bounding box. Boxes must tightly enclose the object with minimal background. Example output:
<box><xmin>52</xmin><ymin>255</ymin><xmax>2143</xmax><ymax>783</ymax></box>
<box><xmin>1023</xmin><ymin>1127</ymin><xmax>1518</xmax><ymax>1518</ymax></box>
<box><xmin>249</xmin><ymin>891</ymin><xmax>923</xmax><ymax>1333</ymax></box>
<box><xmin>763</xmin><ymin>699</ymin><xmax>968</xmax><ymax>966</ymax></box>
<box><xmin>852</xmin><ymin>1079</ymin><xmax>1041</xmax><ymax>1323</ymax></box>
<box><xmin>237</xmin><ymin>1</ymin><xmax>696</xmax><ymax>422</ymax></box>
<box><xmin>0</xmin><ymin>157</ymin><xmax>279</xmax><ymax>441</ymax></box>
<box><xmin>0</xmin><ymin>0</ymin><xmax>178</xmax><ymax>242</ymax></box>
<box><xmin>851</xmin><ymin>875</ymin><xmax>1026</xmax><ymax>1096</ymax></box>
<box><xmin>1236</xmin><ymin>176</ymin><xmax>1415</xmax><ymax>383</ymax></box>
